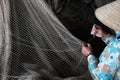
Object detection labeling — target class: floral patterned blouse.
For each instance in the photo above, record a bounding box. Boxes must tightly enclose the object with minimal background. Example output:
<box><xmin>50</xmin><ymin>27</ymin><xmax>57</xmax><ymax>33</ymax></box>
<box><xmin>87</xmin><ymin>32</ymin><xmax>120</xmax><ymax>80</ymax></box>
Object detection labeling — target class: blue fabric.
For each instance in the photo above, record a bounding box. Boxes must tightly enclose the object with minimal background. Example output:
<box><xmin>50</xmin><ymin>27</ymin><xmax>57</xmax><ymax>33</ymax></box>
<box><xmin>87</xmin><ymin>32</ymin><xmax>120</xmax><ymax>80</ymax></box>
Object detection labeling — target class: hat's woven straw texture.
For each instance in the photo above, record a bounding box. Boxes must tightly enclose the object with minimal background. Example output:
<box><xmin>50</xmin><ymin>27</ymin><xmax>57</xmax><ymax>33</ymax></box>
<box><xmin>95</xmin><ymin>0</ymin><xmax>120</xmax><ymax>31</ymax></box>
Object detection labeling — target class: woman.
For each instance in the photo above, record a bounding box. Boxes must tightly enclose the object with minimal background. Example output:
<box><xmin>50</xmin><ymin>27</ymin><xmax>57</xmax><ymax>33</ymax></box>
<box><xmin>82</xmin><ymin>0</ymin><xmax>120</xmax><ymax>80</ymax></box>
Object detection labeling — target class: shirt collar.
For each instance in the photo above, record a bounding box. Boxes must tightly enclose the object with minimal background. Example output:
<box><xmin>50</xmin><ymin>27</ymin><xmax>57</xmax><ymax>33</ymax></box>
<box><xmin>102</xmin><ymin>32</ymin><xmax>120</xmax><ymax>44</ymax></box>
<box><xmin>102</xmin><ymin>35</ymin><xmax>116</xmax><ymax>44</ymax></box>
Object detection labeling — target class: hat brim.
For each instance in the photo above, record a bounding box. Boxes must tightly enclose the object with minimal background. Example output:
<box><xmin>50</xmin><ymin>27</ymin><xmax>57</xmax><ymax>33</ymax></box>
<box><xmin>95</xmin><ymin>0</ymin><xmax>120</xmax><ymax>31</ymax></box>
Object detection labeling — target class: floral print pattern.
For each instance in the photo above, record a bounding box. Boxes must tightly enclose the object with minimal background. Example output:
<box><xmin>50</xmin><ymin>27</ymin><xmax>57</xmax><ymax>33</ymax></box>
<box><xmin>87</xmin><ymin>32</ymin><xmax>120</xmax><ymax>80</ymax></box>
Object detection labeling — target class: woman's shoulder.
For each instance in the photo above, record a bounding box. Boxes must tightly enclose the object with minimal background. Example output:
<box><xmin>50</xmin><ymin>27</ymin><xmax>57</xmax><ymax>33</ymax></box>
<box><xmin>106</xmin><ymin>40</ymin><xmax>120</xmax><ymax>51</ymax></box>
<box><xmin>109</xmin><ymin>40</ymin><xmax>120</xmax><ymax>51</ymax></box>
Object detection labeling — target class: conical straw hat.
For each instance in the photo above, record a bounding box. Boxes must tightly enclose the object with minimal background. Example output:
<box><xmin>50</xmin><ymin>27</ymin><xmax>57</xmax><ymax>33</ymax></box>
<box><xmin>95</xmin><ymin>0</ymin><xmax>120</xmax><ymax>31</ymax></box>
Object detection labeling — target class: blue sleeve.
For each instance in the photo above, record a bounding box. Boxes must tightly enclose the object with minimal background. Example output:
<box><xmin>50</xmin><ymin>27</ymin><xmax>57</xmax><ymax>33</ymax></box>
<box><xmin>87</xmin><ymin>53</ymin><xmax>120</xmax><ymax>80</ymax></box>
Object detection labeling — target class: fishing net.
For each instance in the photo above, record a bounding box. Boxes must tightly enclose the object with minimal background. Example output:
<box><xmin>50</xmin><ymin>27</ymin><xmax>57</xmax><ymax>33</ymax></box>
<box><xmin>0</xmin><ymin>0</ymin><xmax>92</xmax><ymax>80</ymax></box>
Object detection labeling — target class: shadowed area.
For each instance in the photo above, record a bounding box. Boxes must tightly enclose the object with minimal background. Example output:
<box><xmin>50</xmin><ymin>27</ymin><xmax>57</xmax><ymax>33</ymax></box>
<box><xmin>0</xmin><ymin>0</ymin><xmax>115</xmax><ymax>80</ymax></box>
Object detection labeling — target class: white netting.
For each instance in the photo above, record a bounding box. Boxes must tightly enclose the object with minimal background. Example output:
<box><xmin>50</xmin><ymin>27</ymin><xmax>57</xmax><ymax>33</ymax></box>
<box><xmin>0</xmin><ymin>0</ymin><xmax>91</xmax><ymax>80</ymax></box>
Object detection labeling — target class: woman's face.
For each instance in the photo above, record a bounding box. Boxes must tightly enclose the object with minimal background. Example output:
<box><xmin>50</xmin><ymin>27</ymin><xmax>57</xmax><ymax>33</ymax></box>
<box><xmin>91</xmin><ymin>24</ymin><xmax>109</xmax><ymax>38</ymax></box>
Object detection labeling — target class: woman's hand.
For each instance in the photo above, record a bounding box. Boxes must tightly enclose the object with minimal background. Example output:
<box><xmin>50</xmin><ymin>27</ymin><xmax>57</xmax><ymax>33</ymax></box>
<box><xmin>81</xmin><ymin>43</ymin><xmax>93</xmax><ymax>57</ymax></box>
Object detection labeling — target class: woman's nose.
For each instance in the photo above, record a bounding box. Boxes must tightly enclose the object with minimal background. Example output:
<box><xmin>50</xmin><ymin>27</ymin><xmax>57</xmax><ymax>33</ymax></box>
<box><xmin>91</xmin><ymin>26</ymin><xmax>97</xmax><ymax>35</ymax></box>
<box><xmin>91</xmin><ymin>30</ymin><xmax>96</xmax><ymax>35</ymax></box>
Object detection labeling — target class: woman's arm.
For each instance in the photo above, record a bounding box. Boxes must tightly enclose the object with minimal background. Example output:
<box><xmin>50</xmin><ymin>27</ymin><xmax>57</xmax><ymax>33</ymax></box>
<box><xmin>87</xmin><ymin>53</ymin><xmax>120</xmax><ymax>80</ymax></box>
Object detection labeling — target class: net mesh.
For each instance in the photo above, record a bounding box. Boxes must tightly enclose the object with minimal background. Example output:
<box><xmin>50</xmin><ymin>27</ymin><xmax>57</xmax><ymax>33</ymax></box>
<box><xmin>0</xmin><ymin>0</ymin><xmax>91</xmax><ymax>80</ymax></box>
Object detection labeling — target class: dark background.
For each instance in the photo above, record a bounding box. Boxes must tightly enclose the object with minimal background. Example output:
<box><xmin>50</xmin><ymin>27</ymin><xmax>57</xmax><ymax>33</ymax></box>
<box><xmin>45</xmin><ymin>0</ymin><xmax>115</xmax><ymax>58</ymax></box>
